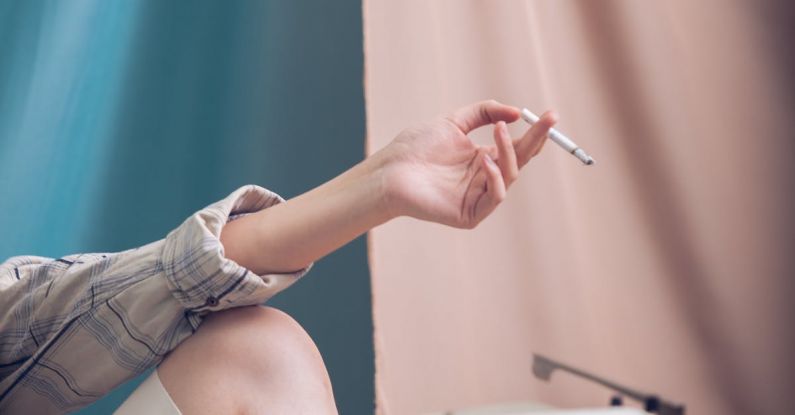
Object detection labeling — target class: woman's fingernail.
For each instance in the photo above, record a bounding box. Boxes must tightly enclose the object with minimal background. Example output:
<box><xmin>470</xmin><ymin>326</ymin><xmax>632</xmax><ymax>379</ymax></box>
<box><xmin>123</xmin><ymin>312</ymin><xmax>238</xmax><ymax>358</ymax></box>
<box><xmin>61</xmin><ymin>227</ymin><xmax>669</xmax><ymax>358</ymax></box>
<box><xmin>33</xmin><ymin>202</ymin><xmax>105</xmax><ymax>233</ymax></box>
<box><xmin>485</xmin><ymin>155</ymin><xmax>497</xmax><ymax>167</ymax></box>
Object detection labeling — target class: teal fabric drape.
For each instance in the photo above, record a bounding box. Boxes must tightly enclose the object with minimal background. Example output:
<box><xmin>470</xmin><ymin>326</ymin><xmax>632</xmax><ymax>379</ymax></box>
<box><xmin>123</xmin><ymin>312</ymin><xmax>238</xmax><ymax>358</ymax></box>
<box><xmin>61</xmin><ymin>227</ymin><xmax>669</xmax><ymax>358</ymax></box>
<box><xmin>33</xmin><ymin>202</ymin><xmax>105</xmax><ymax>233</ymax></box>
<box><xmin>0</xmin><ymin>1</ymin><xmax>373</xmax><ymax>413</ymax></box>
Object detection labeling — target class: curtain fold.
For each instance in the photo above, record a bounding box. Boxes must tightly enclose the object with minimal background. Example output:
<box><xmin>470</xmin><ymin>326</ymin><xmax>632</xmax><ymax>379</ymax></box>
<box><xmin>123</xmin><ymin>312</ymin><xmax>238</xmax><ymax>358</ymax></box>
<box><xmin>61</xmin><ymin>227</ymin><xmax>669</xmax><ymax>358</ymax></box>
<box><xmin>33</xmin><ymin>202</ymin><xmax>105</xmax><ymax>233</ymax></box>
<box><xmin>364</xmin><ymin>1</ymin><xmax>795</xmax><ymax>414</ymax></box>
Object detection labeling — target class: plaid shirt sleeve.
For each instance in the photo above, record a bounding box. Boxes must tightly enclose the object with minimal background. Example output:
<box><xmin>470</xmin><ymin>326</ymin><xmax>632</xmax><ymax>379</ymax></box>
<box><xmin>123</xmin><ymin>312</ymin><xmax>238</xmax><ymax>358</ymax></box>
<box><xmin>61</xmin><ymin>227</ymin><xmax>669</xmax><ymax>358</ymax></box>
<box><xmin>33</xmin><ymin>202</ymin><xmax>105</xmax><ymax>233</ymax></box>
<box><xmin>0</xmin><ymin>185</ymin><xmax>311</xmax><ymax>414</ymax></box>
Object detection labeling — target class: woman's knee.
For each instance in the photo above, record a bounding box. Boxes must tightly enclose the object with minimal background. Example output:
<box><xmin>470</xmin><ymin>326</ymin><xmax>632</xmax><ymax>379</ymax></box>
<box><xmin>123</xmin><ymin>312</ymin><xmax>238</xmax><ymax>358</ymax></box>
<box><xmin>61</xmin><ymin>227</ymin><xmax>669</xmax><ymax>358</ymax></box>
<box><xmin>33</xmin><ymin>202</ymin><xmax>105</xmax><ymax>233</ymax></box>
<box><xmin>157</xmin><ymin>306</ymin><xmax>336</xmax><ymax>414</ymax></box>
<box><xmin>202</xmin><ymin>306</ymin><xmax>321</xmax><ymax>360</ymax></box>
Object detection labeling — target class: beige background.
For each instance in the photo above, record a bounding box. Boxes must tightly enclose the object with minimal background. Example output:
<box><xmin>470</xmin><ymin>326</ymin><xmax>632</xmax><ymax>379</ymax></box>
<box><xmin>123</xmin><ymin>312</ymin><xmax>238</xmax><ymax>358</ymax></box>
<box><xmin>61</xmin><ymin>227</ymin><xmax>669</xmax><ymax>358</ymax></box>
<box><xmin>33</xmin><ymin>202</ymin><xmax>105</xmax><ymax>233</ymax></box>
<box><xmin>363</xmin><ymin>1</ymin><xmax>795</xmax><ymax>414</ymax></box>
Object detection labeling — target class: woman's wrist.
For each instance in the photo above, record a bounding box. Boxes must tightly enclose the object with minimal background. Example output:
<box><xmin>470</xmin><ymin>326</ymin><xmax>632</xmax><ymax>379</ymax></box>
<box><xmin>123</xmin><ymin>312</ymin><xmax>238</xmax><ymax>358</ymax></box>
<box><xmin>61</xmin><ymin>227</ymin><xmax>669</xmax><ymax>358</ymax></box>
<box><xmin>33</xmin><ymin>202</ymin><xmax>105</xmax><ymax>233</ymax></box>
<box><xmin>362</xmin><ymin>145</ymin><xmax>407</xmax><ymax>222</ymax></box>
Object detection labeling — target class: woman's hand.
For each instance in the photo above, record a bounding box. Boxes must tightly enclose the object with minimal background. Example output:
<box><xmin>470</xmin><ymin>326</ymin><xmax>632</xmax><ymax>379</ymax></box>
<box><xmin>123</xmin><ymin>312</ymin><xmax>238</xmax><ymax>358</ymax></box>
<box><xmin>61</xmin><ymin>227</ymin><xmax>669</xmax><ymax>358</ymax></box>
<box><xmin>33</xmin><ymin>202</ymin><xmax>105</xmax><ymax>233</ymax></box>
<box><xmin>376</xmin><ymin>100</ymin><xmax>558</xmax><ymax>228</ymax></box>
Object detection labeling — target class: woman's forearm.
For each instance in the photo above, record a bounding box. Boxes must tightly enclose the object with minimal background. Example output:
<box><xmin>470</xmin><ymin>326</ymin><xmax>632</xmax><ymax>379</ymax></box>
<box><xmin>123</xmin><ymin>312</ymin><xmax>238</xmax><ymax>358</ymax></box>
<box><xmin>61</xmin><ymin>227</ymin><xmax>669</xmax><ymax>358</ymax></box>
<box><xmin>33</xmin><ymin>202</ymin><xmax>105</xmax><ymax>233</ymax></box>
<box><xmin>219</xmin><ymin>153</ymin><xmax>395</xmax><ymax>275</ymax></box>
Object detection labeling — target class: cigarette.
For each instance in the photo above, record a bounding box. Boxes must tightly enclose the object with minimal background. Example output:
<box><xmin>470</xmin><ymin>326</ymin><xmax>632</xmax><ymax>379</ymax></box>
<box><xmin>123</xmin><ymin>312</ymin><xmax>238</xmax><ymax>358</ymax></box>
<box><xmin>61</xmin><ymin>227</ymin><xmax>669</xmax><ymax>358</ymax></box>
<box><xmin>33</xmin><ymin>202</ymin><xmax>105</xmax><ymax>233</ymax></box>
<box><xmin>520</xmin><ymin>108</ymin><xmax>595</xmax><ymax>166</ymax></box>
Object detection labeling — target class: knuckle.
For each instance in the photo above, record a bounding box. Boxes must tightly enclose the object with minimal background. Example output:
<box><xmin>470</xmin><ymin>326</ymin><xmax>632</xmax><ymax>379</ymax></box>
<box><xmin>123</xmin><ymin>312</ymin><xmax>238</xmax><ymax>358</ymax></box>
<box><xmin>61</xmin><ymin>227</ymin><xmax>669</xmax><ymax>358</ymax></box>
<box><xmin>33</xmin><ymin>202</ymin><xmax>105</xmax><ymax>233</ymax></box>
<box><xmin>442</xmin><ymin>115</ymin><xmax>465</xmax><ymax>132</ymax></box>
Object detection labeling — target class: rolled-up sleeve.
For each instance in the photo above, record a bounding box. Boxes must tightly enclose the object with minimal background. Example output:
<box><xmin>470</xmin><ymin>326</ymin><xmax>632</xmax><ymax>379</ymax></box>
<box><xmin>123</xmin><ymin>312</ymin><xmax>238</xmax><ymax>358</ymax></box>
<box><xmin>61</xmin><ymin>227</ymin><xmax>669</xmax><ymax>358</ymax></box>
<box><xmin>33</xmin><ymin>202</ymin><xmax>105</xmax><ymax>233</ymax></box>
<box><xmin>161</xmin><ymin>185</ymin><xmax>311</xmax><ymax>326</ymax></box>
<box><xmin>0</xmin><ymin>185</ymin><xmax>310</xmax><ymax>414</ymax></box>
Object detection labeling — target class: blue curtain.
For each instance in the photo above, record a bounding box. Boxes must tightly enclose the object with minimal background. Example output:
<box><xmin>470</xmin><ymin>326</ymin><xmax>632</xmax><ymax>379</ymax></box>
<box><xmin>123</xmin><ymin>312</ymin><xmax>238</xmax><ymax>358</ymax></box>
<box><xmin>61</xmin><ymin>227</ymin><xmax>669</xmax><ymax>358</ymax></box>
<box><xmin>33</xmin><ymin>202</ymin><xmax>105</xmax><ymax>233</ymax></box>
<box><xmin>0</xmin><ymin>1</ymin><xmax>373</xmax><ymax>413</ymax></box>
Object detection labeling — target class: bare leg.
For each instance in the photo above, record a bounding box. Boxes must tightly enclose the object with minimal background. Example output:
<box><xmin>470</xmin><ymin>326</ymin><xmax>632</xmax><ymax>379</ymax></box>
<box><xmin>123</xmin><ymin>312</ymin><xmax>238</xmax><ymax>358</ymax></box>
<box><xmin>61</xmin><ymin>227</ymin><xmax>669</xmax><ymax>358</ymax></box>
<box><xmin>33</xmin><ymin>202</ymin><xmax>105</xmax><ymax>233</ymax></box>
<box><xmin>156</xmin><ymin>306</ymin><xmax>338</xmax><ymax>415</ymax></box>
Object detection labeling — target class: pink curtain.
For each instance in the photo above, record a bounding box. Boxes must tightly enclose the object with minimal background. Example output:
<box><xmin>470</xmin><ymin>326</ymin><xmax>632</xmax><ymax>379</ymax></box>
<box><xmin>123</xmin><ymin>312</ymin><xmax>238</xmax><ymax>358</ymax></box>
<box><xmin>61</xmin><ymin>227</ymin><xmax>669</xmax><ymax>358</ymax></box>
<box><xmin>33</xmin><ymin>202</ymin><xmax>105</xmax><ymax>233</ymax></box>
<box><xmin>363</xmin><ymin>1</ymin><xmax>795</xmax><ymax>414</ymax></box>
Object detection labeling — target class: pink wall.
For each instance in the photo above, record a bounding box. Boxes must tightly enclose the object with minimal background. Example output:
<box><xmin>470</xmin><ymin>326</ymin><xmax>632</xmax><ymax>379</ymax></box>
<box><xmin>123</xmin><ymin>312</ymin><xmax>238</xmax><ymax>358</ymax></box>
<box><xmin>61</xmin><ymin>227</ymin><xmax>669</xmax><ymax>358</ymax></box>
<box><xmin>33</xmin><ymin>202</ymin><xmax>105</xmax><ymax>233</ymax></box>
<box><xmin>364</xmin><ymin>1</ymin><xmax>795</xmax><ymax>414</ymax></box>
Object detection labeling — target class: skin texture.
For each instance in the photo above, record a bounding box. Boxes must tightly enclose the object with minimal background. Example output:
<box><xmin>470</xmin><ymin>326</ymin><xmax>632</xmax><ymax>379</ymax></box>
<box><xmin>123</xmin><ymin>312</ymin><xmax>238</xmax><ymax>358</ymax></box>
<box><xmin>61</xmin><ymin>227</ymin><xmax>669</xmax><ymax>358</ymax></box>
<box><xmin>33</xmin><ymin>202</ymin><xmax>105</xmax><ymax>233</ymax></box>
<box><xmin>158</xmin><ymin>100</ymin><xmax>557</xmax><ymax>414</ymax></box>
<box><xmin>158</xmin><ymin>306</ymin><xmax>336</xmax><ymax>415</ymax></box>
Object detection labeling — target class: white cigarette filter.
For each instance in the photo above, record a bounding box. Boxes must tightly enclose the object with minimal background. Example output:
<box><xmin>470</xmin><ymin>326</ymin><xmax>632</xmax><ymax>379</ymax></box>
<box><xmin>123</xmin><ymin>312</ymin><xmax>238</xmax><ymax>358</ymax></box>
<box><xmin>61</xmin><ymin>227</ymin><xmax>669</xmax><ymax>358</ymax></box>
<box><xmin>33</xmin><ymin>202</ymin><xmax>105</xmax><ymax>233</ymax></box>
<box><xmin>520</xmin><ymin>108</ymin><xmax>595</xmax><ymax>166</ymax></box>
